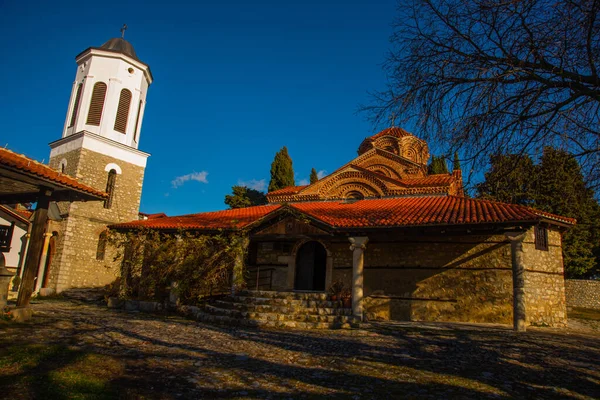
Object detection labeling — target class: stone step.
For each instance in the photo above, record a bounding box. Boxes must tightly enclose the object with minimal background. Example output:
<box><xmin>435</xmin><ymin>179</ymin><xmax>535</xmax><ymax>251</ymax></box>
<box><xmin>227</xmin><ymin>296</ymin><xmax>340</xmax><ymax>308</ymax></box>
<box><xmin>194</xmin><ymin>310</ymin><xmax>349</xmax><ymax>330</ymax></box>
<box><xmin>212</xmin><ymin>300</ymin><xmax>352</xmax><ymax>315</ymax></box>
<box><xmin>240</xmin><ymin>290</ymin><xmax>330</xmax><ymax>301</ymax></box>
<box><xmin>204</xmin><ymin>305</ymin><xmax>353</xmax><ymax>323</ymax></box>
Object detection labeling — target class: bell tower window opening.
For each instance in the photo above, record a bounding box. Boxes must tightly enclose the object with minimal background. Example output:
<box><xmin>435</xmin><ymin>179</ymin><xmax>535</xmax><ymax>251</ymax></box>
<box><xmin>87</xmin><ymin>82</ymin><xmax>107</xmax><ymax>126</ymax></box>
<box><xmin>114</xmin><ymin>89</ymin><xmax>132</xmax><ymax>133</ymax></box>
<box><xmin>104</xmin><ymin>169</ymin><xmax>117</xmax><ymax>209</ymax></box>
<box><xmin>68</xmin><ymin>83</ymin><xmax>83</xmax><ymax>128</ymax></box>
<box><xmin>133</xmin><ymin>100</ymin><xmax>143</xmax><ymax>142</ymax></box>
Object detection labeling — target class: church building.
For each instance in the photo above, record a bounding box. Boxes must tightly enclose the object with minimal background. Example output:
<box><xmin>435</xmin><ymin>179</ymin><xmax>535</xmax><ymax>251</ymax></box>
<box><xmin>113</xmin><ymin>127</ymin><xmax>574</xmax><ymax>329</ymax></box>
<box><xmin>40</xmin><ymin>35</ymin><xmax>152</xmax><ymax>293</ymax></box>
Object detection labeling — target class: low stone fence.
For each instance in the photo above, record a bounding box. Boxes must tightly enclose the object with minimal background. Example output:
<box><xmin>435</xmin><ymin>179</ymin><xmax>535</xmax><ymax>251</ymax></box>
<box><xmin>565</xmin><ymin>279</ymin><xmax>600</xmax><ymax>310</ymax></box>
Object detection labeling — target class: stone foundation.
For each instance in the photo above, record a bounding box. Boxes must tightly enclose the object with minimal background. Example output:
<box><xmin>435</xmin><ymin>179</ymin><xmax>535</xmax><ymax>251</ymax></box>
<box><xmin>565</xmin><ymin>279</ymin><xmax>600</xmax><ymax>310</ymax></box>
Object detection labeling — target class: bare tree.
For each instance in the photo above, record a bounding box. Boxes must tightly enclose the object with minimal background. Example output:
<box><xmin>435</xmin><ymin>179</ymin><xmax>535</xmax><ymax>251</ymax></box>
<box><xmin>364</xmin><ymin>0</ymin><xmax>600</xmax><ymax>186</ymax></box>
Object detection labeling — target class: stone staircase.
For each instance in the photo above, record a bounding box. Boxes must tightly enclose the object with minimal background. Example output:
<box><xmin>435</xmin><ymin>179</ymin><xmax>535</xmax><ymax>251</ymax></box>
<box><xmin>181</xmin><ymin>290</ymin><xmax>355</xmax><ymax>329</ymax></box>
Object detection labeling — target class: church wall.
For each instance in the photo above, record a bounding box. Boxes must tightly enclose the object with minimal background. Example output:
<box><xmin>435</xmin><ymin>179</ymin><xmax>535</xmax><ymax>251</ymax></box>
<box><xmin>521</xmin><ymin>227</ymin><xmax>567</xmax><ymax>327</ymax></box>
<box><xmin>47</xmin><ymin>148</ymin><xmax>145</xmax><ymax>292</ymax></box>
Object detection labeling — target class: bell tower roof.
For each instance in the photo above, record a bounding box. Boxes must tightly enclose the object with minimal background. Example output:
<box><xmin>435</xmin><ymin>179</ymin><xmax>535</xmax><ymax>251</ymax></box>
<box><xmin>98</xmin><ymin>37</ymin><xmax>139</xmax><ymax>61</ymax></box>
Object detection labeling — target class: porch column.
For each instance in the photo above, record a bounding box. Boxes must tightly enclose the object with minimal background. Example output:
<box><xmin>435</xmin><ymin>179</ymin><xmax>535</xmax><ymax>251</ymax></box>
<box><xmin>35</xmin><ymin>232</ymin><xmax>53</xmax><ymax>292</ymax></box>
<box><xmin>232</xmin><ymin>235</ymin><xmax>249</xmax><ymax>296</ymax></box>
<box><xmin>17</xmin><ymin>188</ymin><xmax>52</xmax><ymax>307</ymax></box>
<box><xmin>349</xmin><ymin>236</ymin><xmax>369</xmax><ymax>321</ymax></box>
<box><xmin>505</xmin><ymin>232</ymin><xmax>527</xmax><ymax>332</ymax></box>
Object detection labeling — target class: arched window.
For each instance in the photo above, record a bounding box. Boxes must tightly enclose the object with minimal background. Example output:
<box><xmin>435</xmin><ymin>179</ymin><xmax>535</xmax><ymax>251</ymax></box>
<box><xmin>345</xmin><ymin>191</ymin><xmax>364</xmax><ymax>202</ymax></box>
<box><xmin>104</xmin><ymin>169</ymin><xmax>117</xmax><ymax>209</ymax></box>
<box><xmin>114</xmin><ymin>89</ymin><xmax>132</xmax><ymax>133</ymax></box>
<box><xmin>87</xmin><ymin>82</ymin><xmax>107</xmax><ymax>126</ymax></box>
<box><xmin>133</xmin><ymin>100</ymin><xmax>143</xmax><ymax>142</ymax></box>
<box><xmin>96</xmin><ymin>231</ymin><xmax>108</xmax><ymax>261</ymax></box>
<box><xmin>68</xmin><ymin>83</ymin><xmax>83</xmax><ymax>128</ymax></box>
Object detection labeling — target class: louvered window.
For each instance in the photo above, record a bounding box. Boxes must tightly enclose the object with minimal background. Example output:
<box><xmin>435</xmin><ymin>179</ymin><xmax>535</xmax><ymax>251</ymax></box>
<box><xmin>96</xmin><ymin>231</ymin><xmax>107</xmax><ymax>260</ymax></box>
<box><xmin>86</xmin><ymin>82</ymin><xmax>107</xmax><ymax>126</ymax></box>
<box><xmin>535</xmin><ymin>225</ymin><xmax>548</xmax><ymax>251</ymax></box>
<box><xmin>68</xmin><ymin>83</ymin><xmax>83</xmax><ymax>127</ymax></box>
<box><xmin>114</xmin><ymin>89</ymin><xmax>132</xmax><ymax>133</ymax></box>
<box><xmin>104</xmin><ymin>169</ymin><xmax>117</xmax><ymax>209</ymax></box>
<box><xmin>133</xmin><ymin>100</ymin><xmax>143</xmax><ymax>142</ymax></box>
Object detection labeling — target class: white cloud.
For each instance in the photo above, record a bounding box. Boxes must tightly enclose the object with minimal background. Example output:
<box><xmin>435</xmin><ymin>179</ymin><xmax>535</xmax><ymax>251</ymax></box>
<box><xmin>238</xmin><ymin>179</ymin><xmax>267</xmax><ymax>192</ymax></box>
<box><xmin>317</xmin><ymin>170</ymin><xmax>327</xmax><ymax>179</ymax></box>
<box><xmin>298</xmin><ymin>179</ymin><xmax>309</xmax><ymax>185</ymax></box>
<box><xmin>171</xmin><ymin>171</ymin><xmax>209</xmax><ymax>188</ymax></box>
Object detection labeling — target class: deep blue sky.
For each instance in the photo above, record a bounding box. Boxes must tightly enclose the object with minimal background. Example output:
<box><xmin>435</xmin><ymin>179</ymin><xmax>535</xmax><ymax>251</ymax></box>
<box><xmin>0</xmin><ymin>0</ymin><xmax>415</xmax><ymax>216</ymax></box>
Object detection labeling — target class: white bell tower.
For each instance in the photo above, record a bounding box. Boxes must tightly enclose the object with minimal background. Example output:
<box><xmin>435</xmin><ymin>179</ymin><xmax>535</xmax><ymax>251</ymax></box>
<box><xmin>61</xmin><ymin>28</ymin><xmax>153</xmax><ymax>149</ymax></box>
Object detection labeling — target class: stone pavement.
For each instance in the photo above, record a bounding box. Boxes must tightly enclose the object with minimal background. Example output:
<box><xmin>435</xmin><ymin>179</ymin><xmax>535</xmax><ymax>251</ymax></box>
<box><xmin>1</xmin><ymin>298</ymin><xmax>599</xmax><ymax>399</ymax></box>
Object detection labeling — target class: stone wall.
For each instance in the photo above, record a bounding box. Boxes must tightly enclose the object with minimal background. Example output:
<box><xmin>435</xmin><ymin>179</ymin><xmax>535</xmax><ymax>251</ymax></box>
<box><xmin>565</xmin><ymin>279</ymin><xmax>600</xmax><ymax>310</ymax></box>
<box><xmin>250</xmin><ymin>225</ymin><xmax>568</xmax><ymax>327</ymax></box>
<box><xmin>47</xmin><ymin>148</ymin><xmax>145</xmax><ymax>292</ymax></box>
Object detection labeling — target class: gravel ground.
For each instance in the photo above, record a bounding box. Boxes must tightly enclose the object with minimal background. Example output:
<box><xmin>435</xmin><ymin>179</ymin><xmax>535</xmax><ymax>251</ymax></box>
<box><xmin>1</xmin><ymin>298</ymin><xmax>599</xmax><ymax>399</ymax></box>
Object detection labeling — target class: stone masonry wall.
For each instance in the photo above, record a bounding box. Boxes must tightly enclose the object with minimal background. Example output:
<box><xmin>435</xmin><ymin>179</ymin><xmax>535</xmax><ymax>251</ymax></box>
<box><xmin>521</xmin><ymin>227</ymin><xmax>567</xmax><ymax>327</ymax></box>
<box><xmin>565</xmin><ymin>279</ymin><xmax>600</xmax><ymax>310</ymax></box>
<box><xmin>47</xmin><ymin>148</ymin><xmax>145</xmax><ymax>292</ymax></box>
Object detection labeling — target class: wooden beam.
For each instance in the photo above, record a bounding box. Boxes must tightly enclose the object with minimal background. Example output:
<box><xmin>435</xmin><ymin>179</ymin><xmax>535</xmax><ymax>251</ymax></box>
<box><xmin>16</xmin><ymin>188</ymin><xmax>52</xmax><ymax>307</ymax></box>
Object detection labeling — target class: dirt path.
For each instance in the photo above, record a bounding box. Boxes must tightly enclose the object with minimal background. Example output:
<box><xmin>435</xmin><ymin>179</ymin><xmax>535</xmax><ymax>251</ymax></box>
<box><xmin>1</xmin><ymin>299</ymin><xmax>599</xmax><ymax>399</ymax></box>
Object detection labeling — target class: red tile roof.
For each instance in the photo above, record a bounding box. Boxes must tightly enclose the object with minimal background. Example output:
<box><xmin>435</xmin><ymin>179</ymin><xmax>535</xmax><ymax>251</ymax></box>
<box><xmin>111</xmin><ymin>196</ymin><xmax>575</xmax><ymax>231</ymax></box>
<box><xmin>367</xmin><ymin>126</ymin><xmax>414</xmax><ymax>141</ymax></box>
<box><xmin>113</xmin><ymin>205</ymin><xmax>281</xmax><ymax>230</ymax></box>
<box><xmin>0</xmin><ymin>147</ymin><xmax>107</xmax><ymax>199</ymax></box>
<box><xmin>398</xmin><ymin>174</ymin><xmax>454</xmax><ymax>187</ymax></box>
<box><xmin>267</xmin><ymin>185</ymin><xmax>308</xmax><ymax>196</ymax></box>
<box><xmin>139</xmin><ymin>212</ymin><xmax>168</xmax><ymax>220</ymax></box>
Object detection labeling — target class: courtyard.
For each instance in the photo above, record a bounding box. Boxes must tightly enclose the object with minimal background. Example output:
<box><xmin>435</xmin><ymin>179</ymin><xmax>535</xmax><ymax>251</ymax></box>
<box><xmin>1</xmin><ymin>297</ymin><xmax>599</xmax><ymax>399</ymax></box>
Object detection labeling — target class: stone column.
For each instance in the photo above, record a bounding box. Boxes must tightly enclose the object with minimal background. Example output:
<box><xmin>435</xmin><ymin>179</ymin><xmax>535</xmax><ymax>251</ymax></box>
<box><xmin>349</xmin><ymin>237</ymin><xmax>369</xmax><ymax>321</ymax></box>
<box><xmin>35</xmin><ymin>233</ymin><xmax>53</xmax><ymax>292</ymax></box>
<box><xmin>232</xmin><ymin>236</ymin><xmax>250</xmax><ymax>296</ymax></box>
<box><xmin>506</xmin><ymin>232</ymin><xmax>527</xmax><ymax>332</ymax></box>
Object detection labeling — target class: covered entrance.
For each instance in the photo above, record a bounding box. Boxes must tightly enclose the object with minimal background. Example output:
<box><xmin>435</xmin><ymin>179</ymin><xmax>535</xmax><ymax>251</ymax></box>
<box><xmin>294</xmin><ymin>241</ymin><xmax>326</xmax><ymax>291</ymax></box>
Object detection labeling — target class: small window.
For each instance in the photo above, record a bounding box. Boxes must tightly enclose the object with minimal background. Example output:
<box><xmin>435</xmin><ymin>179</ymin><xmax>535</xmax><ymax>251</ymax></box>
<box><xmin>104</xmin><ymin>169</ymin><xmax>117</xmax><ymax>209</ymax></box>
<box><xmin>69</xmin><ymin>83</ymin><xmax>83</xmax><ymax>128</ymax></box>
<box><xmin>87</xmin><ymin>82</ymin><xmax>107</xmax><ymax>126</ymax></box>
<box><xmin>96</xmin><ymin>231</ymin><xmax>107</xmax><ymax>260</ymax></box>
<box><xmin>535</xmin><ymin>225</ymin><xmax>548</xmax><ymax>251</ymax></box>
<box><xmin>345</xmin><ymin>191</ymin><xmax>364</xmax><ymax>202</ymax></box>
<box><xmin>114</xmin><ymin>89</ymin><xmax>132</xmax><ymax>133</ymax></box>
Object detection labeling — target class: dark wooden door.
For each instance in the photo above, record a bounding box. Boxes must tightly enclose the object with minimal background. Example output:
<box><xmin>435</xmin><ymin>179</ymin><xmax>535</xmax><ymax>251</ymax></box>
<box><xmin>295</xmin><ymin>241</ymin><xmax>326</xmax><ymax>291</ymax></box>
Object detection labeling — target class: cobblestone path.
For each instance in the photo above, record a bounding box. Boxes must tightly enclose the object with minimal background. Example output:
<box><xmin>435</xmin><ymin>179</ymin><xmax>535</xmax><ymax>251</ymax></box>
<box><xmin>1</xmin><ymin>299</ymin><xmax>599</xmax><ymax>399</ymax></box>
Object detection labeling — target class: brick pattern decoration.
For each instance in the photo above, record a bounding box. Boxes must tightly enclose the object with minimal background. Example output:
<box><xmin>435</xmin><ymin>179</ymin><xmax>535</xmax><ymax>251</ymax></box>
<box><xmin>565</xmin><ymin>279</ymin><xmax>600</xmax><ymax>310</ymax></box>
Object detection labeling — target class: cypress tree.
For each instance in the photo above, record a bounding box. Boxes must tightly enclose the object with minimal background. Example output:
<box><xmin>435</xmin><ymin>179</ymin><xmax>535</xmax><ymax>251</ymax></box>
<box><xmin>268</xmin><ymin>146</ymin><xmax>295</xmax><ymax>192</ymax></box>
<box><xmin>453</xmin><ymin>152</ymin><xmax>461</xmax><ymax>171</ymax></box>
<box><xmin>428</xmin><ymin>155</ymin><xmax>449</xmax><ymax>174</ymax></box>
<box><xmin>309</xmin><ymin>168</ymin><xmax>319</xmax><ymax>184</ymax></box>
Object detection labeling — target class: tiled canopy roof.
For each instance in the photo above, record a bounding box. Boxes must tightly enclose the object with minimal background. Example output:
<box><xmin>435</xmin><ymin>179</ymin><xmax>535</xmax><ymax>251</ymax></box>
<box><xmin>0</xmin><ymin>147</ymin><xmax>108</xmax><ymax>201</ymax></box>
<box><xmin>111</xmin><ymin>196</ymin><xmax>575</xmax><ymax>231</ymax></box>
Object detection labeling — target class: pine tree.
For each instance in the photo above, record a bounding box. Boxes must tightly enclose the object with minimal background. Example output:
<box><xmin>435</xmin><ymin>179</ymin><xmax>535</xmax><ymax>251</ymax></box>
<box><xmin>268</xmin><ymin>147</ymin><xmax>295</xmax><ymax>192</ymax></box>
<box><xmin>309</xmin><ymin>168</ymin><xmax>319</xmax><ymax>184</ymax></box>
<box><xmin>453</xmin><ymin>152</ymin><xmax>461</xmax><ymax>171</ymax></box>
<box><xmin>477</xmin><ymin>148</ymin><xmax>600</xmax><ymax>278</ymax></box>
<box><xmin>224</xmin><ymin>186</ymin><xmax>267</xmax><ymax>209</ymax></box>
<box><xmin>428</xmin><ymin>155</ymin><xmax>449</xmax><ymax>174</ymax></box>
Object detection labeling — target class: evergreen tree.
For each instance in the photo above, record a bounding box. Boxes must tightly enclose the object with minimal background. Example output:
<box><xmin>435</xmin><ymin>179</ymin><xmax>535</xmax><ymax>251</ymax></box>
<box><xmin>309</xmin><ymin>168</ymin><xmax>319</xmax><ymax>184</ymax></box>
<box><xmin>224</xmin><ymin>186</ymin><xmax>267</xmax><ymax>209</ymax></box>
<box><xmin>477</xmin><ymin>148</ymin><xmax>600</xmax><ymax>277</ymax></box>
<box><xmin>428</xmin><ymin>155</ymin><xmax>449</xmax><ymax>174</ymax></box>
<box><xmin>268</xmin><ymin>147</ymin><xmax>295</xmax><ymax>192</ymax></box>
<box><xmin>453</xmin><ymin>152</ymin><xmax>461</xmax><ymax>171</ymax></box>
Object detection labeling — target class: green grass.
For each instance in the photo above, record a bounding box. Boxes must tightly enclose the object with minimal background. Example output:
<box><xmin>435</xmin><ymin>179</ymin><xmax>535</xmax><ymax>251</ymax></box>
<box><xmin>568</xmin><ymin>307</ymin><xmax>600</xmax><ymax>321</ymax></box>
<box><xmin>0</xmin><ymin>344</ymin><xmax>123</xmax><ymax>399</ymax></box>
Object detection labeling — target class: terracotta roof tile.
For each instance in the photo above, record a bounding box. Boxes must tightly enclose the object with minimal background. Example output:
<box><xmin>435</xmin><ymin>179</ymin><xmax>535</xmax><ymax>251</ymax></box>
<box><xmin>112</xmin><ymin>205</ymin><xmax>281</xmax><ymax>230</ymax></box>
<box><xmin>111</xmin><ymin>196</ymin><xmax>575</xmax><ymax>231</ymax></box>
<box><xmin>0</xmin><ymin>147</ymin><xmax>107</xmax><ymax>199</ymax></box>
<box><xmin>267</xmin><ymin>185</ymin><xmax>308</xmax><ymax>196</ymax></box>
